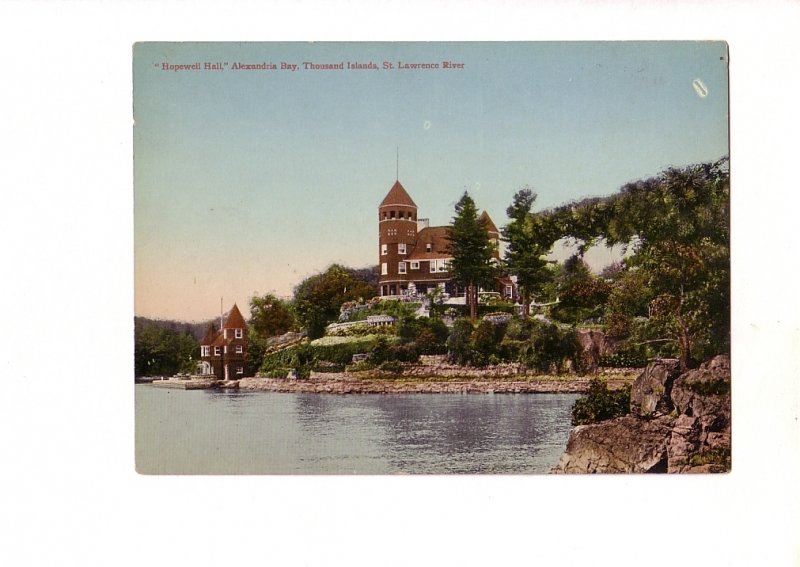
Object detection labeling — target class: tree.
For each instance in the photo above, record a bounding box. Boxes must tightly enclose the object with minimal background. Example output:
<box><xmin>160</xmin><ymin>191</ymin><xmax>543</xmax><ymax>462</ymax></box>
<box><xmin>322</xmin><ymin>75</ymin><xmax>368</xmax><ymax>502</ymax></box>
<box><xmin>134</xmin><ymin>321</ymin><xmax>198</xmax><ymax>377</ymax></box>
<box><xmin>447</xmin><ymin>192</ymin><xmax>496</xmax><ymax>321</ymax></box>
<box><xmin>249</xmin><ymin>294</ymin><xmax>296</xmax><ymax>337</ymax></box>
<box><xmin>502</xmin><ymin>188</ymin><xmax>553</xmax><ymax>317</ymax></box>
<box><xmin>536</xmin><ymin>157</ymin><xmax>729</xmax><ymax>368</ymax></box>
<box><xmin>550</xmin><ymin>255</ymin><xmax>611</xmax><ymax>324</ymax></box>
<box><xmin>293</xmin><ymin>264</ymin><xmax>377</xmax><ymax>339</ymax></box>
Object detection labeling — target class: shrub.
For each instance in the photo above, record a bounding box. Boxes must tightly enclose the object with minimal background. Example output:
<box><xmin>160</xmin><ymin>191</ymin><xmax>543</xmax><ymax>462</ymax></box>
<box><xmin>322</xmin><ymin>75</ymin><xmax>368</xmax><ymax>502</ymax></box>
<box><xmin>369</xmin><ymin>337</ymin><xmax>391</xmax><ymax>365</ymax></box>
<box><xmin>472</xmin><ymin>319</ymin><xmax>500</xmax><ymax>360</ymax></box>
<box><xmin>446</xmin><ymin>318</ymin><xmax>474</xmax><ymax>365</ymax></box>
<box><xmin>599</xmin><ymin>342</ymin><xmax>648</xmax><ymax>368</ymax></box>
<box><xmin>388</xmin><ymin>344</ymin><xmax>420</xmax><ymax>363</ymax></box>
<box><xmin>571</xmin><ymin>379</ymin><xmax>631</xmax><ymax>425</ymax></box>
<box><xmin>520</xmin><ymin>321</ymin><xmax>578</xmax><ymax>373</ymax></box>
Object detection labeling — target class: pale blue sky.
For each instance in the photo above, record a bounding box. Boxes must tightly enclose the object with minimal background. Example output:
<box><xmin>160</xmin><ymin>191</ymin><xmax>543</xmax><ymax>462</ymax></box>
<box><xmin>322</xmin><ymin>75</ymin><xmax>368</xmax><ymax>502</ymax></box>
<box><xmin>134</xmin><ymin>42</ymin><xmax>729</xmax><ymax>321</ymax></box>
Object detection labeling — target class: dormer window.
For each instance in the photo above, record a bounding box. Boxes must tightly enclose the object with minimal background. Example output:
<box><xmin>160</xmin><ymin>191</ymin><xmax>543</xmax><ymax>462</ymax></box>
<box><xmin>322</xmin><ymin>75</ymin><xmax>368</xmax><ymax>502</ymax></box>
<box><xmin>235</xmin><ymin>328</ymin><xmax>243</xmax><ymax>339</ymax></box>
<box><xmin>426</xmin><ymin>243</ymin><xmax>432</xmax><ymax>252</ymax></box>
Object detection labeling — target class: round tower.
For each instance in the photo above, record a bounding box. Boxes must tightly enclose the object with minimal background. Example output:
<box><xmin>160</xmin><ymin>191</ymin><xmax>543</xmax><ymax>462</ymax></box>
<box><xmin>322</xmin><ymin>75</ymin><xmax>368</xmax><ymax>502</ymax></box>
<box><xmin>378</xmin><ymin>180</ymin><xmax>418</xmax><ymax>296</ymax></box>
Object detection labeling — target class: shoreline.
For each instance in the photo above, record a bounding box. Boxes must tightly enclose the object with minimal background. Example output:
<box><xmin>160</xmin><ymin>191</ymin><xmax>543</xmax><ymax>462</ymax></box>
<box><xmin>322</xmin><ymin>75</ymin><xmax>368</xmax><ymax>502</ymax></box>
<box><xmin>237</xmin><ymin>370</ymin><xmax>636</xmax><ymax>395</ymax></box>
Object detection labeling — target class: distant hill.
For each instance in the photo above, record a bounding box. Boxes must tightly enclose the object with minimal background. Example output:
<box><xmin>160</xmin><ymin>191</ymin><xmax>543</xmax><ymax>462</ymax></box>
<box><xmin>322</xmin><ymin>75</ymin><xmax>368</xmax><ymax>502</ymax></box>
<box><xmin>134</xmin><ymin>316</ymin><xmax>216</xmax><ymax>341</ymax></box>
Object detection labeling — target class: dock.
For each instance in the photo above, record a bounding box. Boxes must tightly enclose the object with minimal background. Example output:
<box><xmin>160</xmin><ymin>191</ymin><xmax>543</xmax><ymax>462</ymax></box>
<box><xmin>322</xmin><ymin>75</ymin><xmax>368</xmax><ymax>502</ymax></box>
<box><xmin>150</xmin><ymin>379</ymin><xmax>239</xmax><ymax>390</ymax></box>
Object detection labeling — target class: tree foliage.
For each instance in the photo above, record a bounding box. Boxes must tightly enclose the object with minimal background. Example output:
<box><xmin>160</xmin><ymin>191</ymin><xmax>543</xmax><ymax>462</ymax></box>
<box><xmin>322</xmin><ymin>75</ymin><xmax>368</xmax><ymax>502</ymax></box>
<box><xmin>502</xmin><ymin>188</ymin><xmax>553</xmax><ymax>316</ymax></box>
<box><xmin>249</xmin><ymin>294</ymin><xmax>296</xmax><ymax>337</ymax></box>
<box><xmin>447</xmin><ymin>192</ymin><xmax>497</xmax><ymax>321</ymax></box>
<box><xmin>134</xmin><ymin>321</ymin><xmax>198</xmax><ymax>377</ymax></box>
<box><xmin>293</xmin><ymin>264</ymin><xmax>377</xmax><ymax>339</ymax></box>
<box><xmin>536</xmin><ymin>158</ymin><xmax>729</xmax><ymax>368</ymax></box>
<box><xmin>549</xmin><ymin>255</ymin><xmax>611</xmax><ymax>324</ymax></box>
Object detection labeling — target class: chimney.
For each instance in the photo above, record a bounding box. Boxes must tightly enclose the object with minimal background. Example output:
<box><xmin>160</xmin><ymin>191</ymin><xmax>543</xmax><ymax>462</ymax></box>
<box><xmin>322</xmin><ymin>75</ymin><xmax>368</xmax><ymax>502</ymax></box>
<box><xmin>417</xmin><ymin>218</ymin><xmax>429</xmax><ymax>231</ymax></box>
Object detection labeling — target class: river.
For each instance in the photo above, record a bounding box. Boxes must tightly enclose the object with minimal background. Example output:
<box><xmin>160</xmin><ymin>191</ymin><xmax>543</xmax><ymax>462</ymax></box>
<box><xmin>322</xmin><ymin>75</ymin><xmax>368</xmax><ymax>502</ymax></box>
<box><xmin>135</xmin><ymin>385</ymin><xmax>577</xmax><ymax>474</ymax></box>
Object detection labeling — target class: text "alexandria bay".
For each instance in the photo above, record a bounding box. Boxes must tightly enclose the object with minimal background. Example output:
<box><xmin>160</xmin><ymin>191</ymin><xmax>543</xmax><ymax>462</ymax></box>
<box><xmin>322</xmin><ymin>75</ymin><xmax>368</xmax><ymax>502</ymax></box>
<box><xmin>156</xmin><ymin>60</ymin><xmax>466</xmax><ymax>72</ymax></box>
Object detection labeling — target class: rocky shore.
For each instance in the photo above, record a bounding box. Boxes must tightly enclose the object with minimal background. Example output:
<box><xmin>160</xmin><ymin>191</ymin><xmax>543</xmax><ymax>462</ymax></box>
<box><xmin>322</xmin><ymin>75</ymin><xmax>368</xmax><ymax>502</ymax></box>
<box><xmin>238</xmin><ymin>368</ymin><xmax>635</xmax><ymax>395</ymax></box>
<box><xmin>552</xmin><ymin>355</ymin><xmax>731</xmax><ymax>474</ymax></box>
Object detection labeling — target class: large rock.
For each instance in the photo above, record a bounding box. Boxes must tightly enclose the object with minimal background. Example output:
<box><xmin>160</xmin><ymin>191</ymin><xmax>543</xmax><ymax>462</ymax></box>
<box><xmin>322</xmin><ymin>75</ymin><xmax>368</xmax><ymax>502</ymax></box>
<box><xmin>630</xmin><ymin>358</ymin><xmax>681</xmax><ymax>417</ymax></box>
<box><xmin>552</xmin><ymin>415</ymin><xmax>674</xmax><ymax>473</ymax></box>
<box><xmin>576</xmin><ymin>330</ymin><xmax>617</xmax><ymax>372</ymax></box>
<box><xmin>553</xmin><ymin>354</ymin><xmax>732</xmax><ymax>474</ymax></box>
<box><xmin>667</xmin><ymin>355</ymin><xmax>731</xmax><ymax>473</ymax></box>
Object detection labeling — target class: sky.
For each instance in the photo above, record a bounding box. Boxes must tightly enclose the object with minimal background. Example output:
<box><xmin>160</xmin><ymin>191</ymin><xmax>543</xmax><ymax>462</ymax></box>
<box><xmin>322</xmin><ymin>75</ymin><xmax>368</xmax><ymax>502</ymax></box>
<box><xmin>134</xmin><ymin>41</ymin><xmax>729</xmax><ymax>321</ymax></box>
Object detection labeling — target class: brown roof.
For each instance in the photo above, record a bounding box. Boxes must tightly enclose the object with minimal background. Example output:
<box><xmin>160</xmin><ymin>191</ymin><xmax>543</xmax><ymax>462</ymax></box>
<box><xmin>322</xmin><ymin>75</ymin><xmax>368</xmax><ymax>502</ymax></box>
<box><xmin>478</xmin><ymin>211</ymin><xmax>500</xmax><ymax>235</ymax></box>
<box><xmin>223</xmin><ymin>303</ymin><xmax>247</xmax><ymax>329</ymax></box>
<box><xmin>200</xmin><ymin>323</ymin><xmax>218</xmax><ymax>346</ymax></box>
<box><xmin>379</xmin><ymin>181</ymin><xmax>417</xmax><ymax>208</ymax></box>
<box><xmin>407</xmin><ymin>226</ymin><xmax>451</xmax><ymax>259</ymax></box>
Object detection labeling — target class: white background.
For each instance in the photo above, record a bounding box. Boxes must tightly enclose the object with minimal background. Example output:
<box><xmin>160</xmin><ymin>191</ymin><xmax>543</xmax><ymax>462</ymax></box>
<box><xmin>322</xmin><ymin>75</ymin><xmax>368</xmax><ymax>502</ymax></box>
<box><xmin>0</xmin><ymin>1</ymin><xmax>798</xmax><ymax>566</ymax></box>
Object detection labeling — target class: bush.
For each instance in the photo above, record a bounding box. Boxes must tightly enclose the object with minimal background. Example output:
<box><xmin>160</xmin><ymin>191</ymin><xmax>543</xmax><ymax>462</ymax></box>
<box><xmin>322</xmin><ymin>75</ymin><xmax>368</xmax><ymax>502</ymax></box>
<box><xmin>599</xmin><ymin>346</ymin><xmax>648</xmax><ymax>368</ymax></box>
<box><xmin>519</xmin><ymin>321</ymin><xmax>578</xmax><ymax>373</ymax></box>
<box><xmin>446</xmin><ymin>318</ymin><xmax>474</xmax><ymax>365</ymax></box>
<box><xmin>388</xmin><ymin>343</ymin><xmax>419</xmax><ymax>363</ymax></box>
<box><xmin>571</xmin><ymin>379</ymin><xmax>631</xmax><ymax>425</ymax></box>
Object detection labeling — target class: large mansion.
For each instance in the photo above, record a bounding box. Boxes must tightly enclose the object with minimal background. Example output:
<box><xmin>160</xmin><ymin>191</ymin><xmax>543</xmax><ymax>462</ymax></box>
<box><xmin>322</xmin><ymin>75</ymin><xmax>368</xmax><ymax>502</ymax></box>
<box><xmin>377</xmin><ymin>180</ymin><xmax>515</xmax><ymax>300</ymax></box>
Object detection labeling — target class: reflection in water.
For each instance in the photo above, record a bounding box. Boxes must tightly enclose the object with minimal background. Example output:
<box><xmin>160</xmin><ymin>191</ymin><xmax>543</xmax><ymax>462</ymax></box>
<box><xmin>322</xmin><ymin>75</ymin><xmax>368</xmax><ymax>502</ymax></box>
<box><xmin>136</xmin><ymin>385</ymin><xmax>577</xmax><ymax>475</ymax></box>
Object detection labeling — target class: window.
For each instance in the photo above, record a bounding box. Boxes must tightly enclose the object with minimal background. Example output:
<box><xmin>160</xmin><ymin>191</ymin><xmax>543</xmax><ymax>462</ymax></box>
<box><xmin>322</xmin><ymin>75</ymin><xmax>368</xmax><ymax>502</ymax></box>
<box><xmin>224</xmin><ymin>346</ymin><xmax>228</xmax><ymax>354</ymax></box>
<box><xmin>398</xmin><ymin>243</ymin><xmax>406</xmax><ymax>255</ymax></box>
<box><xmin>381</xmin><ymin>262</ymin><xmax>388</xmax><ymax>275</ymax></box>
<box><xmin>398</xmin><ymin>261</ymin><xmax>406</xmax><ymax>274</ymax></box>
<box><xmin>430</xmin><ymin>259</ymin><xmax>449</xmax><ymax>273</ymax></box>
<box><xmin>410</xmin><ymin>261</ymin><xmax>420</xmax><ymax>270</ymax></box>
<box><xmin>236</xmin><ymin>366</ymin><xmax>244</xmax><ymax>375</ymax></box>
<box><xmin>390</xmin><ymin>211</ymin><xmax>395</xmax><ymax>219</ymax></box>
<box><xmin>214</xmin><ymin>346</ymin><xmax>221</xmax><ymax>356</ymax></box>
<box><xmin>381</xmin><ymin>243</ymin><xmax>388</xmax><ymax>255</ymax></box>
<box><xmin>426</xmin><ymin>243</ymin><xmax>432</xmax><ymax>252</ymax></box>
<box><xmin>430</xmin><ymin>260</ymin><xmax>436</xmax><ymax>273</ymax></box>
<box><xmin>236</xmin><ymin>345</ymin><xmax>243</xmax><ymax>354</ymax></box>
<box><xmin>235</xmin><ymin>328</ymin><xmax>243</xmax><ymax>339</ymax></box>
<box><xmin>201</xmin><ymin>346</ymin><xmax>210</xmax><ymax>357</ymax></box>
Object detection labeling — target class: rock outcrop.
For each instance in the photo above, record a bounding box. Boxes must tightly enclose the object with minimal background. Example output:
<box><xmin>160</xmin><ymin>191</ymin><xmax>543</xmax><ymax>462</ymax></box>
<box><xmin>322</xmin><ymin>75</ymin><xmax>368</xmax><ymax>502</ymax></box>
<box><xmin>552</xmin><ymin>355</ymin><xmax>731</xmax><ymax>474</ymax></box>
<box><xmin>576</xmin><ymin>330</ymin><xmax>618</xmax><ymax>372</ymax></box>
<box><xmin>629</xmin><ymin>358</ymin><xmax>681</xmax><ymax>417</ymax></box>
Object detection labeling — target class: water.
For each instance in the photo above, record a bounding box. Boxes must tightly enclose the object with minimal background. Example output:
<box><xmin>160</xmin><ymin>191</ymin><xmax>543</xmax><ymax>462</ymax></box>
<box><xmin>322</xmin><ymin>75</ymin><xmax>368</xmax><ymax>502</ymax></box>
<box><xmin>135</xmin><ymin>385</ymin><xmax>578</xmax><ymax>474</ymax></box>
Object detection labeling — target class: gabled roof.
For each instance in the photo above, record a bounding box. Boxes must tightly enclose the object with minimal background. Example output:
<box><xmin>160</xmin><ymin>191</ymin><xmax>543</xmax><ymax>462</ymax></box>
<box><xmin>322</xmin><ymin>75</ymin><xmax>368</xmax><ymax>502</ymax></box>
<box><xmin>406</xmin><ymin>226</ymin><xmax>453</xmax><ymax>260</ymax></box>
<box><xmin>478</xmin><ymin>211</ymin><xmax>500</xmax><ymax>236</ymax></box>
<box><xmin>379</xmin><ymin>180</ymin><xmax>417</xmax><ymax>208</ymax></box>
<box><xmin>200</xmin><ymin>323</ymin><xmax>218</xmax><ymax>346</ymax></box>
<box><xmin>223</xmin><ymin>303</ymin><xmax>247</xmax><ymax>329</ymax></box>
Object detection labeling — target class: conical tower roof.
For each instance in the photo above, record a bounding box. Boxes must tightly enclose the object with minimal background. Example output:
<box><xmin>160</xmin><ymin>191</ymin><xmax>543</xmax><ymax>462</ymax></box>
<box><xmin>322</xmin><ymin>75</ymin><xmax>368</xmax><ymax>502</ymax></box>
<box><xmin>223</xmin><ymin>303</ymin><xmax>247</xmax><ymax>329</ymax></box>
<box><xmin>379</xmin><ymin>180</ymin><xmax>417</xmax><ymax>208</ymax></box>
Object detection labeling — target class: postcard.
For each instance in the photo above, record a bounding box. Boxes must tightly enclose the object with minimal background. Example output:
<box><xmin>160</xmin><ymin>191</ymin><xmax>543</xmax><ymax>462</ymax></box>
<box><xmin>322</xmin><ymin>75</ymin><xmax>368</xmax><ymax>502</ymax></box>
<box><xmin>134</xmin><ymin>41</ymin><xmax>730</xmax><ymax>474</ymax></box>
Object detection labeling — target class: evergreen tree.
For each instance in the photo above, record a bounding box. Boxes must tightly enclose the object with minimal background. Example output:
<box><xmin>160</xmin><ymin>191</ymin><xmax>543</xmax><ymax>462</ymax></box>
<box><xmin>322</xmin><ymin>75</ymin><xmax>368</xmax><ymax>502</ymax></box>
<box><xmin>502</xmin><ymin>188</ymin><xmax>552</xmax><ymax>317</ymax></box>
<box><xmin>447</xmin><ymin>192</ymin><xmax>496</xmax><ymax>321</ymax></box>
